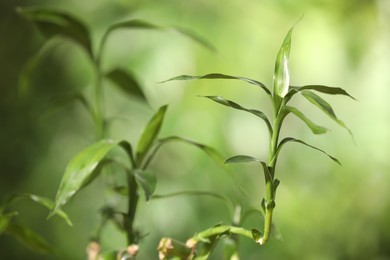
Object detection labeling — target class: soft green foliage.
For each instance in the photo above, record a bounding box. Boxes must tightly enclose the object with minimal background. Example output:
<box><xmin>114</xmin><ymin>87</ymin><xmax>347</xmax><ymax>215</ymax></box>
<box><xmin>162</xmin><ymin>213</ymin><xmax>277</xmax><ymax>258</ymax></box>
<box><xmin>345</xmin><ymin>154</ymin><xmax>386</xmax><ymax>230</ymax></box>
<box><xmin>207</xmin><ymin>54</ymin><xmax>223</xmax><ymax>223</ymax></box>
<box><xmin>15</xmin><ymin>6</ymin><xmax>222</xmax><ymax>258</ymax></box>
<box><xmin>50</xmin><ymin>140</ymin><xmax>121</xmax><ymax>216</ymax></box>
<box><xmin>0</xmin><ymin>193</ymin><xmax>71</xmax><ymax>253</ymax></box>
<box><xmin>136</xmin><ymin>105</ymin><xmax>168</xmax><ymax>166</ymax></box>
<box><xmin>164</xmin><ymin>23</ymin><xmax>353</xmax><ymax>256</ymax></box>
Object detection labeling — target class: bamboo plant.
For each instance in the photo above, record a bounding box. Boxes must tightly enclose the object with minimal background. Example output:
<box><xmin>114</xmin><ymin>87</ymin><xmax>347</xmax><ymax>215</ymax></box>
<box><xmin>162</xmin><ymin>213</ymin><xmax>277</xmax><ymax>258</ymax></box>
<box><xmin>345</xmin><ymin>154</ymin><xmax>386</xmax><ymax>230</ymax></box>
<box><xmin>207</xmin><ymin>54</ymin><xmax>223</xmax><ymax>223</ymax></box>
<box><xmin>162</xmin><ymin>23</ymin><xmax>354</xmax><ymax>258</ymax></box>
<box><xmin>11</xmin><ymin>7</ymin><xmax>223</xmax><ymax>258</ymax></box>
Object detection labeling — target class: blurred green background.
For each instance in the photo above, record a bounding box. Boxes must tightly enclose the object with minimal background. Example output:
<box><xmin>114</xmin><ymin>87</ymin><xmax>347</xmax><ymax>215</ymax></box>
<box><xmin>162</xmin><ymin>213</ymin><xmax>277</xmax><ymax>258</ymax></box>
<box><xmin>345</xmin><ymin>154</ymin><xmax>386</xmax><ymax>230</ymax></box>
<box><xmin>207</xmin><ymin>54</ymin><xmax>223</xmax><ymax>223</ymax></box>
<box><xmin>1</xmin><ymin>0</ymin><xmax>390</xmax><ymax>259</ymax></box>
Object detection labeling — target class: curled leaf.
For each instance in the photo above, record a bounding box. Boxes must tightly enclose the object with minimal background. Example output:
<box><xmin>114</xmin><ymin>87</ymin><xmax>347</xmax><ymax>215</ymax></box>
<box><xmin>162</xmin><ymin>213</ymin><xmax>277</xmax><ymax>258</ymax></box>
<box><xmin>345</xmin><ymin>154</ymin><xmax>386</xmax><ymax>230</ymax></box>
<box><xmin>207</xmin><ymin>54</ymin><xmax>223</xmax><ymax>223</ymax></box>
<box><xmin>161</xmin><ymin>73</ymin><xmax>271</xmax><ymax>96</ymax></box>
<box><xmin>282</xmin><ymin>106</ymin><xmax>329</xmax><ymax>134</ymax></box>
<box><xmin>285</xmin><ymin>84</ymin><xmax>356</xmax><ymax>103</ymax></box>
<box><xmin>273</xmin><ymin>27</ymin><xmax>293</xmax><ymax>109</ymax></box>
<box><xmin>17</xmin><ymin>7</ymin><xmax>93</xmax><ymax>58</ymax></box>
<box><xmin>224</xmin><ymin>155</ymin><xmax>272</xmax><ymax>181</ymax></box>
<box><xmin>274</xmin><ymin>137</ymin><xmax>341</xmax><ymax>165</ymax></box>
<box><xmin>301</xmin><ymin>90</ymin><xmax>353</xmax><ymax>137</ymax></box>
<box><xmin>143</xmin><ymin>136</ymin><xmax>224</xmax><ymax>169</ymax></box>
<box><xmin>202</xmin><ymin>96</ymin><xmax>272</xmax><ymax>134</ymax></box>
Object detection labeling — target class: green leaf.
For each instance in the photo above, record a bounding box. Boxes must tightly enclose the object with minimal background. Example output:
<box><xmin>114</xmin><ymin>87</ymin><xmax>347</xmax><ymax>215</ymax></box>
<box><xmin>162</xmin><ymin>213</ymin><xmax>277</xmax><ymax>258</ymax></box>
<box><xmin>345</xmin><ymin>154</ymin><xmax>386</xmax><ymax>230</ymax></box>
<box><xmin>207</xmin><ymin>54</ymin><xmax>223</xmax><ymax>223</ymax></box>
<box><xmin>1</xmin><ymin>194</ymin><xmax>72</xmax><ymax>226</ymax></box>
<box><xmin>155</xmin><ymin>136</ymin><xmax>224</xmax><ymax>165</ymax></box>
<box><xmin>18</xmin><ymin>39</ymin><xmax>59</xmax><ymax>97</ymax></box>
<box><xmin>0</xmin><ymin>212</ymin><xmax>18</xmax><ymax>235</ymax></box>
<box><xmin>40</xmin><ymin>92</ymin><xmax>92</xmax><ymax>119</ymax></box>
<box><xmin>274</xmin><ymin>137</ymin><xmax>341</xmax><ymax>165</ymax></box>
<box><xmin>273</xmin><ymin>27</ymin><xmax>293</xmax><ymax>104</ymax></box>
<box><xmin>172</xmin><ymin>27</ymin><xmax>216</xmax><ymax>52</ymax></box>
<box><xmin>119</xmin><ymin>140</ymin><xmax>135</xmax><ymax>167</ymax></box>
<box><xmin>134</xmin><ymin>170</ymin><xmax>156</xmax><ymax>201</ymax></box>
<box><xmin>105</xmin><ymin>68</ymin><xmax>147</xmax><ymax>102</ymax></box>
<box><xmin>5</xmin><ymin>224</ymin><xmax>53</xmax><ymax>253</ymax></box>
<box><xmin>98</xmin><ymin>20</ymin><xmax>215</xmax><ymax>63</ymax></box>
<box><xmin>224</xmin><ymin>155</ymin><xmax>260</xmax><ymax>164</ymax></box>
<box><xmin>51</xmin><ymin>140</ymin><xmax>121</xmax><ymax>216</ymax></box>
<box><xmin>285</xmin><ymin>85</ymin><xmax>356</xmax><ymax>103</ymax></box>
<box><xmin>161</xmin><ymin>73</ymin><xmax>271</xmax><ymax>96</ymax></box>
<box><xmin>17</xmin><ymin>7</ymin><xmax>93</xmax><ymax>58</ymax></box>
<box><xmin>106</xmin><ymin>19</ymin><xmax>215</xmax><ymax>51</ymax></box>
<box><xmin>282</xmin><ymin>106</ymin><xmax>329</xmax><ymax>134</ymax></box>
<box><xmin>224</xmin><ymin>155</ymin><xmax>272</xmax><ymax>181</ymax></box>
<box><xmin>301</xmin><ymin>90</ymin><xmax>353</xmax><ymax>137</ymax></box>
<box><xmin>135</xmin><ymin>105</ymin><xmax>168</xmax><ymax>166</ymax></box>
<box><xmin>202</xmin><ymin>96</ymin><xmax>272</xmax><ymax>134</ymax></box>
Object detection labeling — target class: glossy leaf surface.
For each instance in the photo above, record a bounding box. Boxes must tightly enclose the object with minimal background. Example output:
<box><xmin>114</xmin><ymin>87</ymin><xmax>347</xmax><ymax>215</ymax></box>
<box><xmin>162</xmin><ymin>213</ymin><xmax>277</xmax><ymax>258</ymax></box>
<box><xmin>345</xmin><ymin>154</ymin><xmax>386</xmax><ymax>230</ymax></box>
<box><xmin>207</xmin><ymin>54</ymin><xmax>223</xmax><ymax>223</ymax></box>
<box><xmin>202</xmin><ymin>96</ymin><xmax>272</xmax><ymax>134</ymax></box>
<box><xmin>301</xmin><ymin>90</ymin><xmax>353</xmax><ymax>136</ymax></box>
<box><xmin>273</xmin><ymin>27</ymin><xmax>293</xmax><ymax>100</ymax></box>
<box><xmin>135</xmin><ymin>105</ymin><xmax>168</xmax><ymax>166</ymax></box>
<box><xmin>162</xmin><ymin>73</ymin><xmax>271</xmax><ymax>96</ymax></box>
<box><xmin>105</xmin><ymin>68</ymin><xmax>146</xmax><ymax>102</ymax></box>
<box><xmin>51</xmin><ymin>140</ymin><xmax>120</xmax><ymax>215</ymax></box>
<box><xmin>6</xmin><ymin>224</ymin><xmax>53</xmax><ymax>253</ymax></box>
<box><xmin>275</xmin><ymin>137</ymin><xmax>341</xmax><ymax>165</ymax></box>
<box><xmin>283</xmin><ymin>106</ymin><xmax>328</xmax><ymax>134</ymax></box>
<box><xmin>17</xmin><ymin>7</ymin><xmax>92</xmax><ymax>58</ymax></box>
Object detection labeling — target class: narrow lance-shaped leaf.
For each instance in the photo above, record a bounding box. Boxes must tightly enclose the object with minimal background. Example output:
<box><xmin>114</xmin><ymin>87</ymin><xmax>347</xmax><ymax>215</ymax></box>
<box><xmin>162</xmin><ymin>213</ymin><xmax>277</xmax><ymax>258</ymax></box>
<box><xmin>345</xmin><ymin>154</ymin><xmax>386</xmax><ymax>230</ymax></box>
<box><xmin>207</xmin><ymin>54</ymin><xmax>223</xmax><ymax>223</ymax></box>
<box><xmin>107</xmin><ymin>19</ymin><xmax>215</xmax><ymax>51</ymax></box>
<box><xmin>143</xmin><ymin>136</ymin><xmax>224</xmax><ymax>169</ymax></box>
<box><xmin>282</xmin><ymin>106</ymin><xmax>329</xmax><ymax>134</ymax></box>
<box><xmin>273</xmin><ymin>27</ymin><xmax>293</xmax><ymax>108</ymax></box>
<box><xmin>105</xmin><ymin>68</ymin><xmax>147</xmax><ymax>102</ymax></box>
<box><xmin>272</xmin><ymin>137</ymin><xmax>341</xmax><ymax>165</ymax></box>
<box><xmin>40</xmin><ymin>92</ymin><xmax>92</xmax><ymax>120</ymax></box>
<box><xmin>151</xmin><ymin>191</ymin><xmax>228</xmax><ymax>203</ymax></box>
<box><xmin>2</xmin><ymin>194</ymin><xmax>72</xmax><ymax>226</ymax></box>
<box><xmin>50</xmin><ymin>139</ymin><xmax>125</xmax><ymax>216</ymax></box>
<box><xmin>0</xmin><ymin>212</ymin><xmax>18</xmax><ymax>235</ymax></box>
<box><xmin>301</xmin><ymin>90</ymin><xmax>353</xmax><ymax>137</ymax></box>
<box><xmin>17</xmin><ymin>7</ymin><xmax>93</xmax><ymax>58</ymax></box>
<box><xmin>284</xmin><ymin>84</ymin><xmax>356</xmax><ymax>104</ymax></box>
<box><xmin>5</xmin><ymin>224</ymin><xmax>53</xmax><ymax>253</ymax></box>
<box><xmin>18</xmin><ymin>39</ymin><xmax>59</xmax><ymax>97</ymax></box>
<box><xmin>202</xmin><ymin>96</ymin><xmax>273</xmax><ymax>135</ymax></box>
<box><xmin>161</xmin><ymin>73</ymin><xmax>271</xmax><ymax>97</ymax></box>
<box><xmin>224</xmin><ymin>155</ymin><xmax>272</xmax><ymax>181</ymax></box>
<box><xmin>98</xmin><ymin>19</ymin><xmax>215</xmax><ymax>63</ymax></box>
<box><xmin>134</xmin><ymin>170</ymin><xmax>156</xmax><ymax>201</ymax></box>
<box><xmin>135</xmin><ymin>105</ymin><xmax>168</xmax><ymax>166</ymax></box>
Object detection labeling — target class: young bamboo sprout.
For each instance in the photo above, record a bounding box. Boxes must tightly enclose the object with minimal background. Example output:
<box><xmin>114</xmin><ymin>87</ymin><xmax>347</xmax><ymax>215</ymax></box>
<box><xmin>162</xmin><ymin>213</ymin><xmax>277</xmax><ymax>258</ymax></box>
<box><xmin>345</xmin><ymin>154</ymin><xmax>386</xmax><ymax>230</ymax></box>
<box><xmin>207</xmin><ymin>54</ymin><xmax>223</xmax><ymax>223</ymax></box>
<box><xmin>164</xmin><ymin>23</ymin><xmax>354</xmax><ymax>249</ymax></box>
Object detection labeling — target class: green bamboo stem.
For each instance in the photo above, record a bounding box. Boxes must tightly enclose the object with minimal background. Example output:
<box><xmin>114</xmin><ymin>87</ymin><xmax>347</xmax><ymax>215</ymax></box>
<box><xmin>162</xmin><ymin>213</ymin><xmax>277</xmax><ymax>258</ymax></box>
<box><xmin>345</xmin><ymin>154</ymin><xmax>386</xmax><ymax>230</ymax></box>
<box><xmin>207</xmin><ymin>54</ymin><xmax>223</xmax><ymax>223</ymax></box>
<box><xmin>259</xmin><ymin>101</ymin><xmax>284</xmax><ymax>245</ymax></box>
<box><xmin>125</xmin><ymin>173</ymin><xmax>139</xmax><ymax>245</ymax></box>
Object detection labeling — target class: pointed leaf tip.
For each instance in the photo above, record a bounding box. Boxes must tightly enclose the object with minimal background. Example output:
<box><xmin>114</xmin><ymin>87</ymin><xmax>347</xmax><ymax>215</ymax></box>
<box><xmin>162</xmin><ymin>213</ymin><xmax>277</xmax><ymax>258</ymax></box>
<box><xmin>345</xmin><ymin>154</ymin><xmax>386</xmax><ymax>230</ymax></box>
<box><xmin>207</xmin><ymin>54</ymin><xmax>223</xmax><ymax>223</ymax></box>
<box><xmin>52</xmin><ymin>140</ymin><xmax>120</xmax><ymax>214</ymax></box>
<box><xmin>273</xmin><ymin>27</ymin><xmax>293</xmax><ymax>101</ymax></box>
<box><xmin>105</xmin><ymin>68</ymin><xmax>147</xmax><ymax>102</ymax></box>
<box><xmin>136</xmin><ymin>105</ymin><xmax>168</xmax><ymax>165</ymax></box>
